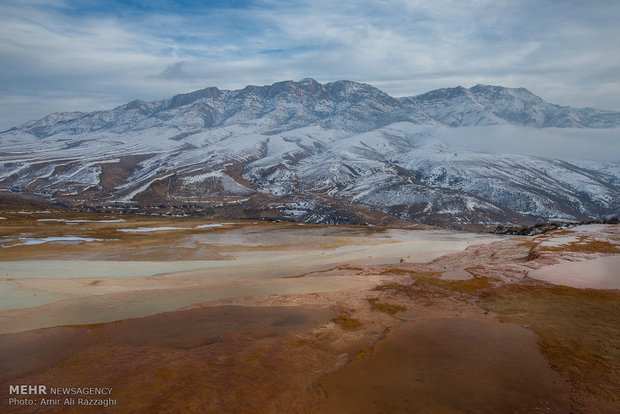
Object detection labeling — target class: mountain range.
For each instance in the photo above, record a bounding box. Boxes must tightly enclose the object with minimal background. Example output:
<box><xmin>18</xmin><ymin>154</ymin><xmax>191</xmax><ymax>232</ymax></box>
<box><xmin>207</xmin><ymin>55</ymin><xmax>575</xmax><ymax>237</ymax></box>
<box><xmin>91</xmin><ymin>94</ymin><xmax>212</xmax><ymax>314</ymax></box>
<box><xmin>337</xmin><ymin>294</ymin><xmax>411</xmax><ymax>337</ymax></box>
<box><xmin>1</xmin><ymin>79</ymin><xmax>619</xmax><ymax>229</ymax></box>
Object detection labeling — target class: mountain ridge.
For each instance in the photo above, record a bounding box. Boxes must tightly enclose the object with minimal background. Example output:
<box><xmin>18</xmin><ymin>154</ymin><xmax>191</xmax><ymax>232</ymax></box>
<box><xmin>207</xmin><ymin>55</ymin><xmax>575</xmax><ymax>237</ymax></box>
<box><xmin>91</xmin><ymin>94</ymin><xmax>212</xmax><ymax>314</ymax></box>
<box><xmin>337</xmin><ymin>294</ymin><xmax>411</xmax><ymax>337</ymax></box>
<box><xmin>9</xmin><ymin>79</ymin><xmax>620</xmax><ymax>136</ymax></box>
<box><xmin>1</xmin><ymin>79</ymin><xmax>618</xmax><ymax>229</ymax></box>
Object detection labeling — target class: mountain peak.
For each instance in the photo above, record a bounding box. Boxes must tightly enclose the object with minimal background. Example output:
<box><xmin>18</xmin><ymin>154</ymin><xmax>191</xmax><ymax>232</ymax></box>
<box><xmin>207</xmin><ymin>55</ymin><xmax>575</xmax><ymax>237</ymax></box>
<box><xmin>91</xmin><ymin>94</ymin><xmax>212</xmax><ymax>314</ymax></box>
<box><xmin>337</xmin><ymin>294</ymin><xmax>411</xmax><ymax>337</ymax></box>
<box><xmin>325</xmin><ymin>79</ymin><xmax>377</xmax><ymax>90</ymax></box>
<box><xmin>469</xmin><ymin>84</ymin><xmax>540</xmax><ymax>100</ymax></box>
<box><xmin>121</xmin><ymin>99</ymin><xmax>150</xmax><ymax>114</ymax></box>
<box><xmin>167</xmin><ymin>86</ymin><xmax>222</xmax><ymax>109</ymax></box>
<box><xmin>299</xmin><ymin>77</ymin><xmax>320</xmax><ymax>85</ymax></box>
<box><xmin>414</xmin><ymin>86</ymin><xmax>469</xmax><ymax>101</ymax></box>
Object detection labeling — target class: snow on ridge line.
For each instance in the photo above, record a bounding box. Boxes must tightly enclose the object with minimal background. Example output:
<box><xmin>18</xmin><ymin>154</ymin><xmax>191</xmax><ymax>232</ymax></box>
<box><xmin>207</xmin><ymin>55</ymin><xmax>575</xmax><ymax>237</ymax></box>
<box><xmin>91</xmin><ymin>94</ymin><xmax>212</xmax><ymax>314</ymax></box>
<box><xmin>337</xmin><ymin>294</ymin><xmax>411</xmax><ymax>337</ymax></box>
<box><xmin>119</xmin><ymin>172</ymin><xmax>175</xmax><ymax>202</ymax></box>
<box><xmin>182</xmin><ymin>170</ymin><xmax>225</xmax><ymax>184</ymax></box>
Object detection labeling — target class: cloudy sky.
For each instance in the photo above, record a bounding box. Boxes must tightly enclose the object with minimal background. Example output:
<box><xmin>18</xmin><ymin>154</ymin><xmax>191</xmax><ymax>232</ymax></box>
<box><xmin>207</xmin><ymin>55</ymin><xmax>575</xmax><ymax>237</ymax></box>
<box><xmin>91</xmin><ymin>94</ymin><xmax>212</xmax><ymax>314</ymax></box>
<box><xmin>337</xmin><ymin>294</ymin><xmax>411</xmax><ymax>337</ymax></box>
<box><xmin>1</xmin><ymin>0</ymin><xmax>619</xmax><ymax>130</ymax></box>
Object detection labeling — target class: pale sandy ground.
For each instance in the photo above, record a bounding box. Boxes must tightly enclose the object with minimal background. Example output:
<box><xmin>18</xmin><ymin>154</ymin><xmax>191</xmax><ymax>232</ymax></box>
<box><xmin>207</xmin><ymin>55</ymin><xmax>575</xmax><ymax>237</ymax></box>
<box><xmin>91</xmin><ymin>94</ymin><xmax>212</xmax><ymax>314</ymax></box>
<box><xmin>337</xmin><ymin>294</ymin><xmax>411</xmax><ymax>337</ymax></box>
<box><xmin>0</xmin><ymin>212</ymin><xmax>618</xmax><ymax>413</ymax></box>
<box><xmin>0</xmin><ymin>219</ymin><xmax>617</xmax><ymax>334</ymax></box>
<box><xmin>0</xmin><ymin>219</ymin><xmax>499</xmax><ymax>333</ymax></box>
<box><xmin>529</xmin><ymin>255</ymin><xmax>620</xmax><ymax>289</ymax></box>
<box><xmin>525</xmin><ymin>224</ymin><xmax>620</xmax><ymax>289</ymax></box>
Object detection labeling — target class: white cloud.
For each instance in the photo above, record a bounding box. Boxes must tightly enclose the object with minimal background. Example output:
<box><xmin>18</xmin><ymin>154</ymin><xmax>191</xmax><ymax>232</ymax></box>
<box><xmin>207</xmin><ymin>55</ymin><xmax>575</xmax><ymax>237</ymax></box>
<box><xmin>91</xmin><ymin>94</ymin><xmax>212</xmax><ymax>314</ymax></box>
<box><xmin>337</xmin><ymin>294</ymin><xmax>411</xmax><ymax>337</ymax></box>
<box><xmin>440</xmin><ymin>125</ymin><xmax>620</xmax><ymax>163</ymax></box>
<box><xmin>0</xmin><ymin>0</ymin><xmax>619</xmax><ymax>130</ymax></box>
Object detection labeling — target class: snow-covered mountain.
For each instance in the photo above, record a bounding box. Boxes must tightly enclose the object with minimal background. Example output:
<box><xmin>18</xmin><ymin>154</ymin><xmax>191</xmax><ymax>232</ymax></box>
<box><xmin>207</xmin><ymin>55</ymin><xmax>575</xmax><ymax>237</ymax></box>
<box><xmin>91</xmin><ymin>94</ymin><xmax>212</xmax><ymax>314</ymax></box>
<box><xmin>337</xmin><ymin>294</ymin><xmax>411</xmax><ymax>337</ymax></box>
<box><xmin>1</xmin><ymin>79</ymin><xmax>619</xmax><ymax>228</ymax></box>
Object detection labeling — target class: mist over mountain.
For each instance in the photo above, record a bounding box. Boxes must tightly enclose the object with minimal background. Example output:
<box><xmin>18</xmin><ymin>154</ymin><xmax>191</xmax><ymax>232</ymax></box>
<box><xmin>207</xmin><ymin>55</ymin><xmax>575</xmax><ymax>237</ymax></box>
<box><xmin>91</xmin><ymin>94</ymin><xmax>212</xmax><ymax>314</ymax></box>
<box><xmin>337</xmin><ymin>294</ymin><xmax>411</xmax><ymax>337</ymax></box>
<box><xmin>1</xmin><ymin>79</ymin><xmax>619</xmax><ymax>228</ymax></box>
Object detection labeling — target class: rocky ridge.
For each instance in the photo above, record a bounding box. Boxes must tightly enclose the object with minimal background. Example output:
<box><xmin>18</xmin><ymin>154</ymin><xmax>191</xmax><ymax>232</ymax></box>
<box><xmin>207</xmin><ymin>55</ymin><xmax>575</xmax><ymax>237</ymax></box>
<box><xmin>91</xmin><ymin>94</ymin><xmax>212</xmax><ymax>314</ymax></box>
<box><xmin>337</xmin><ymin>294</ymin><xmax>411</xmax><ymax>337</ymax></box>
<box><xmin>1</xmin><ymin>79</ymin><xmax>619</xmax><ymax>229</ymax></box>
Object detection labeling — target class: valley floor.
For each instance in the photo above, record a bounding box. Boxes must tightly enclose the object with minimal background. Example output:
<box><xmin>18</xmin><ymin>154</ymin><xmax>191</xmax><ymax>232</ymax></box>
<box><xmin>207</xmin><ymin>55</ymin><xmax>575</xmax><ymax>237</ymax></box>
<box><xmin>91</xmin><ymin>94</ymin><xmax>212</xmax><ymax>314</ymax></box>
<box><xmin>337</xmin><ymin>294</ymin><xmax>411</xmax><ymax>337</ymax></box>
<box><xmin>0</xmin><ymin>210</ymin><xmax>618</xmax><ymax>413</ymax></box>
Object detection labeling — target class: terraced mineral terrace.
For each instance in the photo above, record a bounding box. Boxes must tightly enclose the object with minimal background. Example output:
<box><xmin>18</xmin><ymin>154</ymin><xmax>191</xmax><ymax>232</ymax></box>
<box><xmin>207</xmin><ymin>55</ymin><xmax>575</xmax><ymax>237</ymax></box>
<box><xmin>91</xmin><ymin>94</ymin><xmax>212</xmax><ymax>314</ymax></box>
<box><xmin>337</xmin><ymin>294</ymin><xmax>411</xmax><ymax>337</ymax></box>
<box><xmin>0</xmin><ymin>208</ymin><xmax>618</xmax><ymax>413</ymax></box>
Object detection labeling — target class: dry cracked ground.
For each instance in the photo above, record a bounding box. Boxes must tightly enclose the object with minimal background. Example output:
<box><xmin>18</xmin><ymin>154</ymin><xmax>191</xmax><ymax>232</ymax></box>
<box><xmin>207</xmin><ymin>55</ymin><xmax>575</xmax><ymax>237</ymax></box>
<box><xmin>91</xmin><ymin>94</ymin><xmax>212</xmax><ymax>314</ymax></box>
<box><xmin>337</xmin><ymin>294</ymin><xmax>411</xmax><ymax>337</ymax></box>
<box><xmin>0</xmin><ymin>205</ymin><xmax>618</xmax><ymax>413</ymax></box>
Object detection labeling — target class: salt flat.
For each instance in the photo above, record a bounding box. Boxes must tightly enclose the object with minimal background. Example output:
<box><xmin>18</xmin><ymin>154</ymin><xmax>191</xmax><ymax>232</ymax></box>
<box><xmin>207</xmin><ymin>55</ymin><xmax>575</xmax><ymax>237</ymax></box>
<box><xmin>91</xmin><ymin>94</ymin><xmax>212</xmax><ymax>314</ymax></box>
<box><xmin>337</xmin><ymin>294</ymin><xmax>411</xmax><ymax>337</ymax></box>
<box><xmin>0</xmin><ymin>209</ymin><xmax>617</xmax><ymax>413</ymax></box>
<box><xmin>529</xmin><ymin>254</ymin><xmax>620</xmax><ymax>289</ymax></box>
<box><xmin>0</xmin><ymin>212</ymin><xmax>499</xmax><ymax>332</ymax></box>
